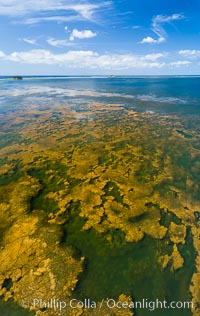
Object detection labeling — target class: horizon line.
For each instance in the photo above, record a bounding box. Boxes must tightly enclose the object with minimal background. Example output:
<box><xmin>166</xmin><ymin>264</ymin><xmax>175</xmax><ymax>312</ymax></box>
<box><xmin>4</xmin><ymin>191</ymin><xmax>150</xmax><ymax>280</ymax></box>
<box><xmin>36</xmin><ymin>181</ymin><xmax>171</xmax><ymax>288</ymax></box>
<box><xmin>1</xmin><ymin>74</ymin><xmax>200</xmax><ymax>77</ymax></box>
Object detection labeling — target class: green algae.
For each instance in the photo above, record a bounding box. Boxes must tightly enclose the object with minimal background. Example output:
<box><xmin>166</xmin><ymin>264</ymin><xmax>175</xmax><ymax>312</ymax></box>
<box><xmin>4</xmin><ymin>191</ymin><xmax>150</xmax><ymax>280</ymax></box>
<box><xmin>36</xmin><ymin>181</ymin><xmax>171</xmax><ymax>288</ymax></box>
<box><xmin>0</xmin><ymin>133</ymin><xmax>22</xmax><ymax>148</ymax></box>
<box><xmin>0</xmin><ymin>162</ymin><xmax>24</xmax><ymax>186</ymax></box>
<box><xmin>24</xmin><ymin>156</ymin><xmax>195</xmax><ymax>315</ymax></box>
<box><xmin>160</xmin><ymin>209</ymin><xmax>182</xmax><ymax>227</ymax></box>
<box><xmin>61</xmin><ymin>203</ymin><xmax>195</xmax><ymax>316</ymax></box>
<box><xmin>0</xmin><ymin>104</ymin><xmax>199</xmax><ymax>315</ymax></box>
<box><xmin>104</xmin><ymin>181</ymin><xmax>124</xmax><ymax>204</ymax></box>
<box><xmin>0</xmin><ymin>299</ymin><xmax>35</xmax><ymax>316</ymax></box>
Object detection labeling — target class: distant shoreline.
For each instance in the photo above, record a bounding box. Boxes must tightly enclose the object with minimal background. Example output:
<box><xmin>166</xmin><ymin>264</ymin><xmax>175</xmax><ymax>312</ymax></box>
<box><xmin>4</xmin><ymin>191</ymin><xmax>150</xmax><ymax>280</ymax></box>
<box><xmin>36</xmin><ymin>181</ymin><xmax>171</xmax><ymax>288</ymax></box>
<box><xmin>1</xmin><ymin>74</ymin><xmax>200</xmax><ymax>80</ymax></box>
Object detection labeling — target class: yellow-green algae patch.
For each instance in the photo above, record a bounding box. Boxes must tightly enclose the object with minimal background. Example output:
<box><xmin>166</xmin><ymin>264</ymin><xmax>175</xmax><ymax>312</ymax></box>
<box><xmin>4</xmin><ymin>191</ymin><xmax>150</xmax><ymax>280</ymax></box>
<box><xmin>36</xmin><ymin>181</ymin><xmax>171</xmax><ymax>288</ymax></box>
<box><xmin>0</xmin><ymin>177</ymin><xmax>84</xmax><ymax>316</ymax></box>
<box><xmin>0</xmin><ymin>103</ymin><xmax>199</xmax><ymax>315</ymax></box>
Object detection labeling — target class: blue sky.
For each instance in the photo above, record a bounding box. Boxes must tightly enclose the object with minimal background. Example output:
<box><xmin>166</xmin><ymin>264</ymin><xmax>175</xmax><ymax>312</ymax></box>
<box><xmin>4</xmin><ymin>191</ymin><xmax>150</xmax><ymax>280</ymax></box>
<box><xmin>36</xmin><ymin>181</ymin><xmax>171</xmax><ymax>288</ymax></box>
<box><xmin>0</xmin><ymin>0</ymin><xmax>200</xmax><ymax>75</ymax></box>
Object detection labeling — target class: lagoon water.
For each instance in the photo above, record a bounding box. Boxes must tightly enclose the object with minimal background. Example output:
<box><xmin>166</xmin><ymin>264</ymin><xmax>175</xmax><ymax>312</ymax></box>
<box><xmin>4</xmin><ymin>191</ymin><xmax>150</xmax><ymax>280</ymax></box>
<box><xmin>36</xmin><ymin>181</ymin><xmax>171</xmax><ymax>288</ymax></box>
<box><xmin>0</xmin><ymin>76</ymin><xmax>199</xmax><ymax>316</ymax></box>
<box><xmin>0</xmin><ymin>76</ymin><xmax>200</xmax><ymax>115</ymax></box>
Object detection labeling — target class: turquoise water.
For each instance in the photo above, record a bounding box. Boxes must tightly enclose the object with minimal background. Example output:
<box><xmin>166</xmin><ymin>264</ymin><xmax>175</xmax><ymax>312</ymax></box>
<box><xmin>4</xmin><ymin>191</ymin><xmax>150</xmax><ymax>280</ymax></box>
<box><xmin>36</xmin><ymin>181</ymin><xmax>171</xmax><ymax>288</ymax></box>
<box><xmin>0</xmin><ymin>76</ymin><xmax>200</xmax><ymax>115</ymax></box>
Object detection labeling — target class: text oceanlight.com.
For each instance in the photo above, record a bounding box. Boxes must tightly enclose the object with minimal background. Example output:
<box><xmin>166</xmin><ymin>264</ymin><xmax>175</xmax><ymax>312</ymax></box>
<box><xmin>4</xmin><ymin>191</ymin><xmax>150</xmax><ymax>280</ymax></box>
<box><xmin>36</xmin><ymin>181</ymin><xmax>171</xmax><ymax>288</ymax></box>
<box><xmin>30</xmin><ymin>298</ymin><xmax>194</xmax><ymax>311</ymax></box>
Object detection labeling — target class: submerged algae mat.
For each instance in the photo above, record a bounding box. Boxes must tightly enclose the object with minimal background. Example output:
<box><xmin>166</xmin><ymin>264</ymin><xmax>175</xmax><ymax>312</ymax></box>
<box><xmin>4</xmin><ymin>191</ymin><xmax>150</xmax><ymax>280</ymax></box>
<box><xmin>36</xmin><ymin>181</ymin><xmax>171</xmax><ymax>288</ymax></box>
<box><xmin>64</xmin><ymin>210</ymin><xmax>195</xmax><ymax>316</ymax></box>
<box><xmin>0</xmin><ymin>102</ymin><xmax>199</xmax><ymax>316</ymax></box>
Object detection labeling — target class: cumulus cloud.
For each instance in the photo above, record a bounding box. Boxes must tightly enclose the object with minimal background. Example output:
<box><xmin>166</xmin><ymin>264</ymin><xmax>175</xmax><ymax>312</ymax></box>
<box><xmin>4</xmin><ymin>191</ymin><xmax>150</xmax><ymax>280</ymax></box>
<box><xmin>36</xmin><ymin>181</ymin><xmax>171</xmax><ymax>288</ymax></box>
<box><xmin>140</xmin><ymin>36</ymin><xmax>165</xmax><ymax>44</ymax></box>
<box><xmin>69</xmin><ymin>29</ymin><xmax>97</xmax><ymax>41</ymax></box>
<box><xmin>0</xmin><ymin>51</ymin><xmax>5</xmax><ymax>58</ymax></box>
<box><xmin>142</xmin><ymin>53</ymin><xmax>167</xmax><ymax>61</ymax></box>
<box><xmin>6</xmin><ymin>49</ymin><xmax>98</xmax><ymax>66</ymax></box>
<box><xmin>47</xmin><ymin>38</ymin><xmax>73</xmax><ymax>47</ymax></box>
<box><xmin>140</xmin><ymin>13</ymin><xmax>184</xmax><ymax>44</ymax></box>
<box><xmin>3</xmin><ymin>49</ymin><xmax>167</xmax><ymax>70</ymax></box>
<box><xmin>169</xmin><ymin>60</ymin><xmax>192</xmax><ymax>67</ymax></box>
<box><xmin>178</xmin><ymin>49</ymin><xmax>200</xmax><ymax>58</ymax></box>
<box><xmin>1</xmin><ymin>48</ymin><xmax>194</xmax><ymax>71</ymax></box>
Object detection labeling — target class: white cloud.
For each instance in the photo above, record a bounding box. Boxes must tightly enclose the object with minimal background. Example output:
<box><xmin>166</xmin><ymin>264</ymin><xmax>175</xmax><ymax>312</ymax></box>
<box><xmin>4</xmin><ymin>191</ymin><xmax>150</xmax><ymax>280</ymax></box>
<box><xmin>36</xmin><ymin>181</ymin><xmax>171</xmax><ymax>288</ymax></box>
<box><xmin>178</xmin><ymin>50</ymin><xmax>200</xmax><ymax>58</ymax></box>
<box><xmin>0</xmin><ymin>1</ymin><xmax>98</xmax><ymax>16</ymax></box>
<box><xmin>0</xmin><ymin>0</ymin><xmax>110</xmax><ymax>24</ymax></box>
<box><xmin>169</xmin><ymin>61</ymin><xmax>192</xmax><ymax>67</ymax></box>
<box><xmin>21</xmin><ymin>38</ymin><xmax>38</xmax><ymax>45</ymax></box>
<box><xmin>152</xmin><ymin>13</ymin><xmax>184</xmax><ymax>37</ymax></box>
<box><xmin>47</xmin><ymin>38</ymin><xmax>73</xmax><ymax>47</ymax></box>
<box><xmin>23</xmin><ymin>16</ymin><xmax>80</xmax><ymax>24</ymax></box>
<box><xmin>0</xmin><ymin>51</ymin><xmax>5</xmax><ymax>57</ymax></box>
<box><xmin>3</xmin><ymin>49</ymin><xmax>167</xmax><ymax>70</ymax></box>
<box><xmin>6</xmin><ymin>49</ymin><xmax>98</xmax><ymax>65</ymax></box>
<box><xmin>0</xmin><ymin>0</ymin><xmax>62</xmax><ymax>16</ymax></box>
<box><xmin>142</xmin><ymin>53</ymin><xmax>167</xmax><ymax>61</ymax></box>
<box><xmin>2</xmin><ymin>48</ymin><xmax>193</xmax><ymax>71</ymax></box>
<box><xmin>69</xmin><ymin>29</ymin><xmax>97</xmax><ymax>41</ymax></box>
<box><xmin>71</xmin><ymin>4</ymin><xmax>100</xmax><ymax>20</ymax></box>
<box><xmin>0</xmin><ymin>48</ymin><xmax>195</xmax><ymax>73</ymax></box>
<box><xmin>132</xmin><ymin>25</ymin><xmax>140</xmax><ymax>29</ymax></box>
<box><xmin>141</xmin><ymin>13</ymin><xmax>185</xmax><ymax>44</ymax></box>
<box><xmin>140</xmin><ymin>36</ymin><xmax>165</xmax><ymax>44</ymax></box>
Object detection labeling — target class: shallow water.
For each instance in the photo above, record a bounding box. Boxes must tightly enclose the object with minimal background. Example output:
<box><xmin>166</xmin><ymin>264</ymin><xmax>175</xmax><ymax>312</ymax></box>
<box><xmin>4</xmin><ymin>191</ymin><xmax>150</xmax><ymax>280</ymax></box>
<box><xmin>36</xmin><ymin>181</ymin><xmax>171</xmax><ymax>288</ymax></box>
<box><xmin>0</xmin><ymin>76</ymin><xmax>200</xmax><ymax>115</ymax></box>
<box><xmin>0</xmin><ymin>76</ymin><xmax>199</xmax><ymax>316</ymax></box>
<box><xmin>0</xmin><ymin>300</ymin><xmax>34</xmax><ymax>316</ymax></box>
<box><xmin>63</xmin><ymin>207</ymin><xmax>195</xmax><ymax>316</ymax></box>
